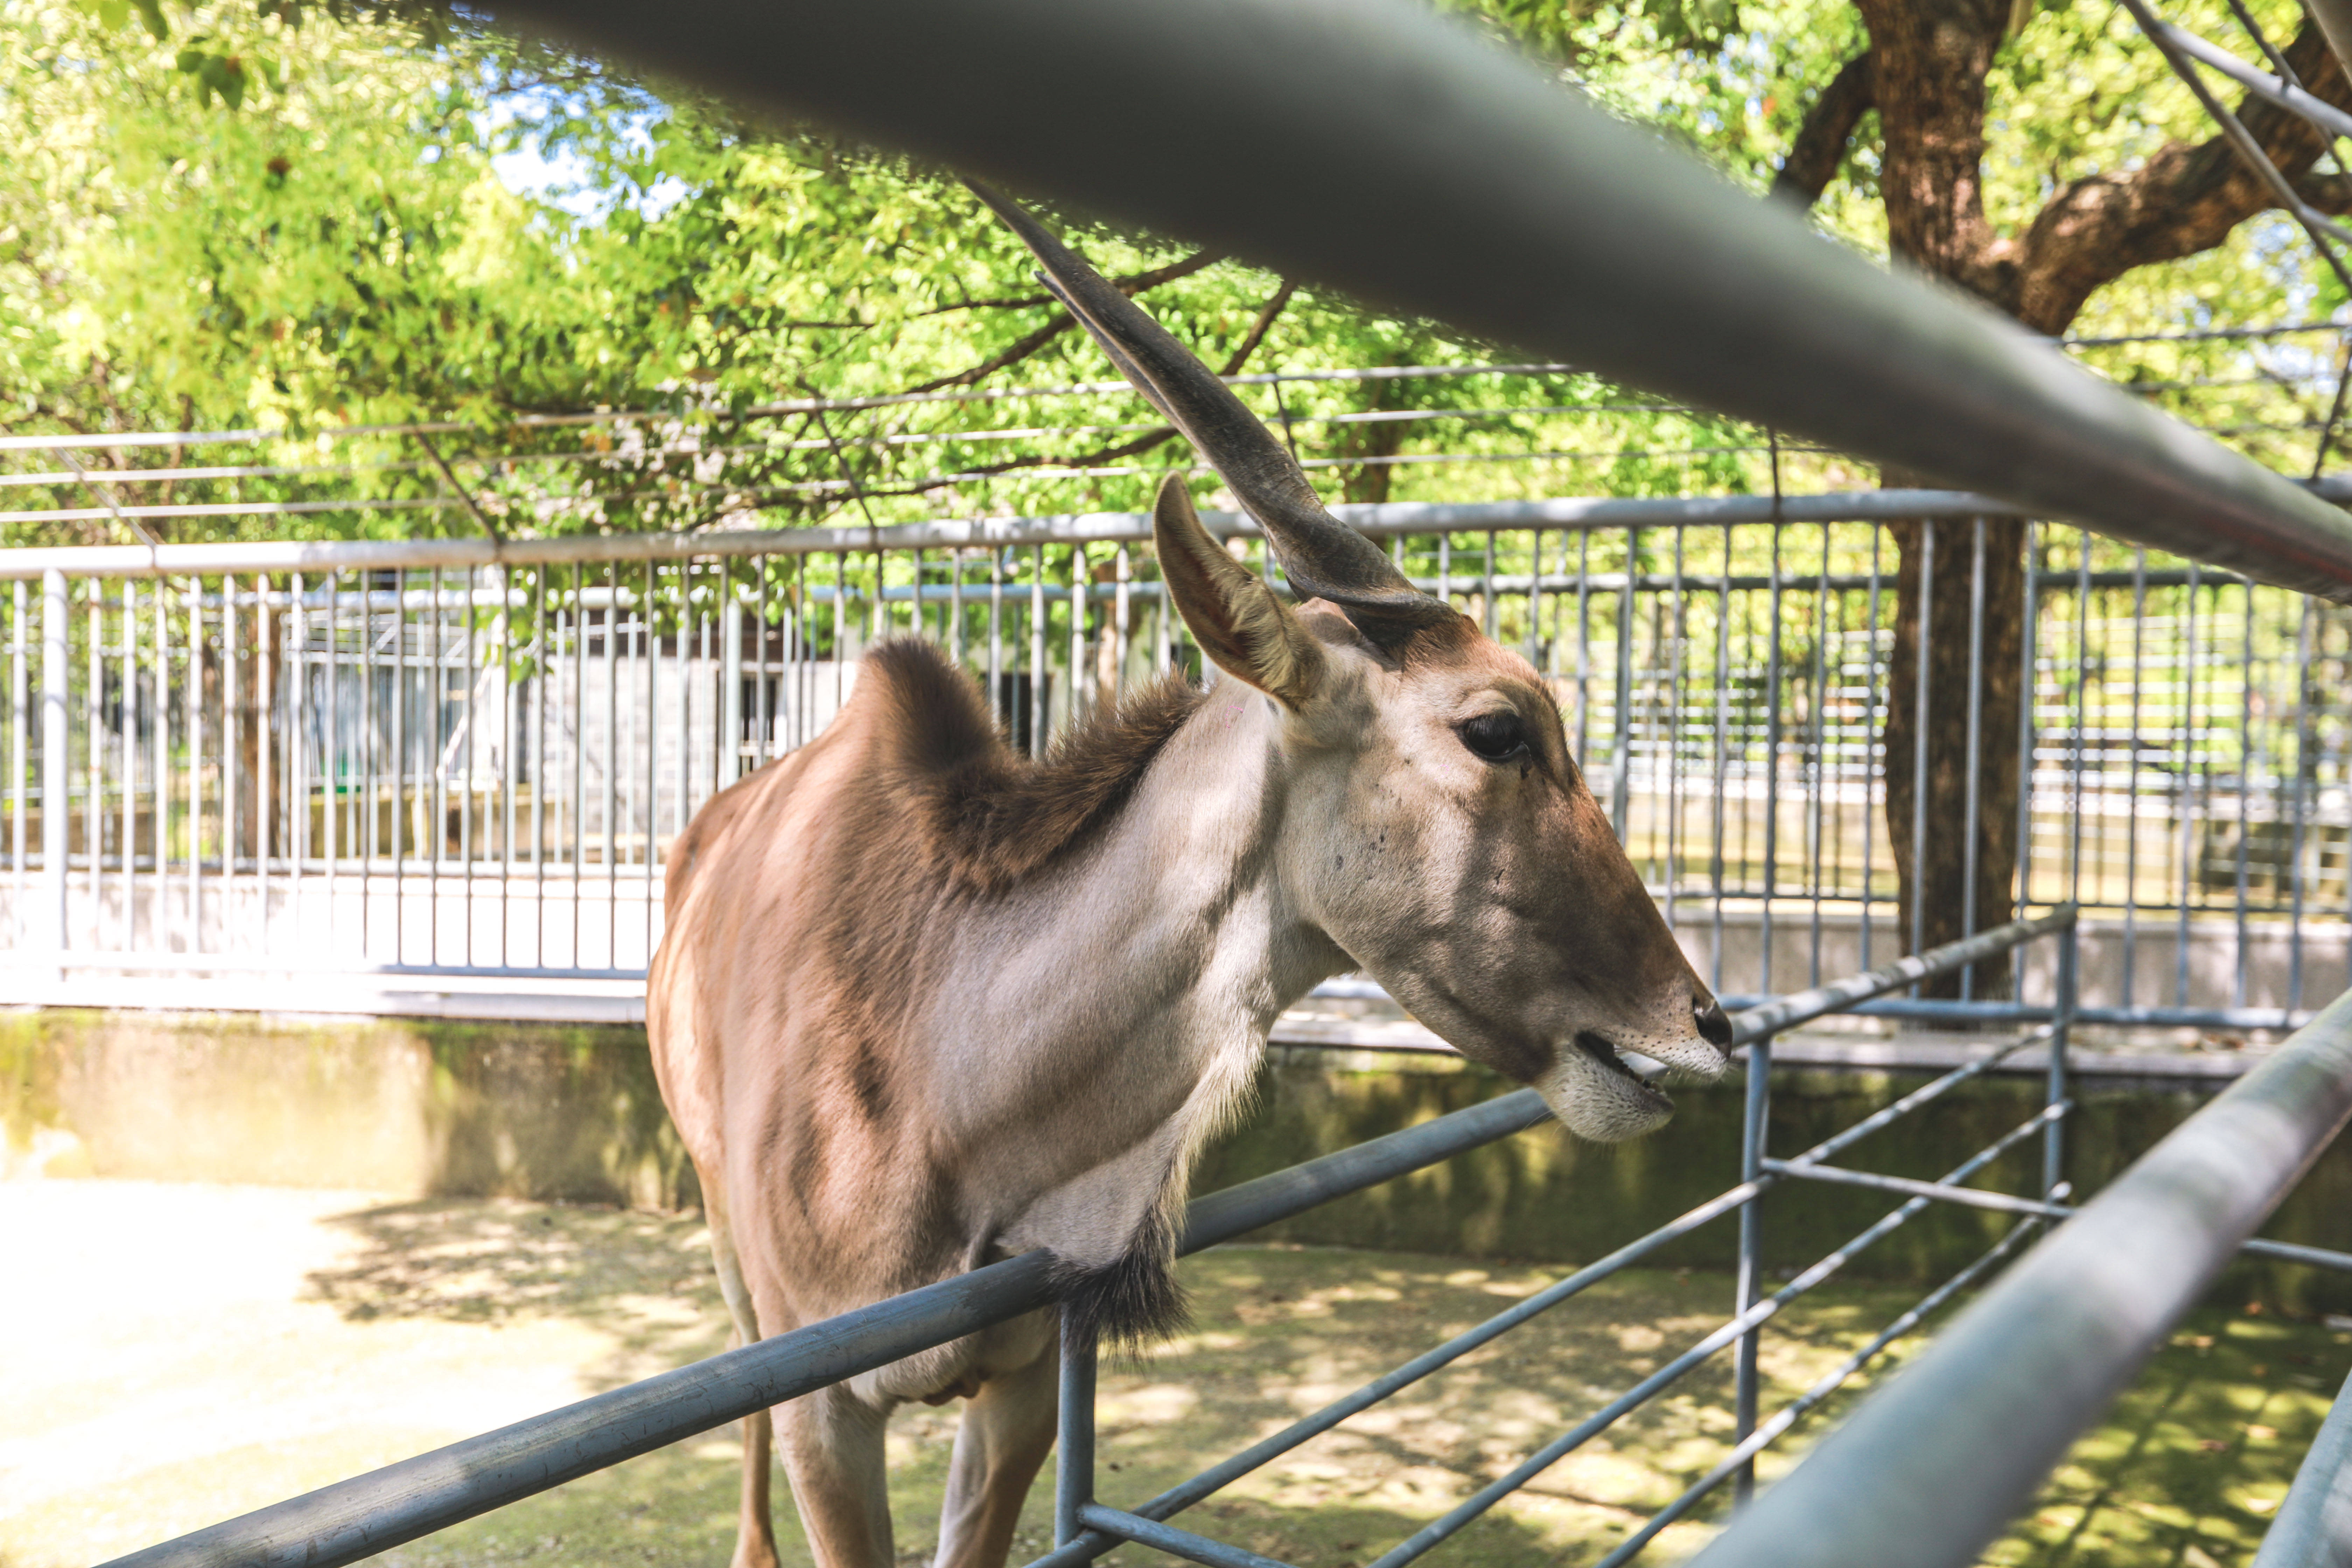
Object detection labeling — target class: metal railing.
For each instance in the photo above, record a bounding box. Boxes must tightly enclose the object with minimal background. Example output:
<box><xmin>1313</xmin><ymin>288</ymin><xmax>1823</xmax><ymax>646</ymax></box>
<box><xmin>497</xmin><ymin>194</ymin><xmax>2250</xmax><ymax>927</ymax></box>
<box><xmin>91</xmin><ymin>911</ymin><xmax>2352</xmax><ymax>1568</ymax></box>
<box><xmin>8</xmin><ymin>497</ymin><xmax>2352</xmax><ymax>1022</ymax></box>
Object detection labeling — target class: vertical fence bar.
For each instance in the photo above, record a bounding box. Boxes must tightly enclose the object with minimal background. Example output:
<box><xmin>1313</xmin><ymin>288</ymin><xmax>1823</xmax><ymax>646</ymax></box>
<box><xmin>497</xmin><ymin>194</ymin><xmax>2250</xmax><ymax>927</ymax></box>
<box><xmin>1960</xmin><ymin>520</ymin><xmax>1986</xmax><ymax>999</ymax></box>
<box><xmin>1055</xmin><ymin>1311</ymin><xmax>1098</xmax><ymax>1549</ymax></box>
<box><xmin>1611</xmin><ymin>526</ymin><xmax>1638</xmax><ymax>839</ymax></box>
<box><xmin>255</xmin><ymin>577</ymin><xmax>273</xmax><ymax>961</ymax></box>
<box><xmin>722</xmin><ymin>586</ymin><xmax>744</xmax><ymax>791</ymax></box>
<box><xmin>1030</xmin><ymin>545</ymin><xmax>1047</xmax><ymax>755</ymax></box>
<box><xmin>1760</xmin><ymin>526</ymin><xmax>1782</xmax><ymax>994</ymax></box>
<box><xmin>1909</xmin><ymin>527</ymin><xmax>1935</xmax><ymax>975</ymax></box>
<box><xmin>2015</xmin><ymin>522</ymin><xmax>2040</xmax><ymax>928</ymax></box>
<box><xmin>2176</xmin><ymin>566</ymin><xmax>2200</xmax><ymax>1008</ymax></box>
<box><xmin>187</xmin><ymin>577</ymin><xmax>203</xmax><ymax>954</ymax></box>
<box><xmin>10</xmin><ymin>580</ymin><xmax>23</xmax><ymax>954</ymax></box>
<box><xmin>1859</xmin><ymin>526</ymin><xmax>1881</xmax><ymax>972</ymax></box>
<box><xmin>2046</xmin><ymin>913</ymin><xmax>2077</xmax><ymax>1202</ymax></box>
<box><xmin>40</xmin><ymin>568</ymin><xmax>67</xmax><ymax>967</ymax></box>
<box><xmin>1710</xmin><ymin>524</ymin><xmax>1732</xmax><ymax>993</ymax></box>
<box><xmin>392</xmin><ymin>570</ymin><xmax>407</xmax><ymax>964</ymax></box>
<box><xmin>1732</xmin><ymin>1030</ymin><xmax>1772</xmax><ymax>1505</ymax></box>
<box><xmin>155</xmin><ymin>577</ymin><xmax>173</xmax><ymax>953</ymax></box>
<box><xmin>85</xmin><ymin>579</ymin><xmax>101</xmax><ymax>944</ymax></box>
<box><xmin>223</xmin><ymin>578</ymin><xmax>240</xmax><ymax>945</ymax></box>
<box><xmin>2123</xmin><ymin>552</ymin><xmax>2147</xmax><ymax>1007</ymax></box>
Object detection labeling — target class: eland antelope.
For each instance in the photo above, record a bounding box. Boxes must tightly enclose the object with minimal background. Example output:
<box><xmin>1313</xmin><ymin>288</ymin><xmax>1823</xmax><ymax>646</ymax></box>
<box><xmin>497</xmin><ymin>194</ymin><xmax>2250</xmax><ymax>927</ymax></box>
<box><xmin>646</xmin><ymin>189</ymin><xmax>1734</xmax><ymax>1568</ymax></box>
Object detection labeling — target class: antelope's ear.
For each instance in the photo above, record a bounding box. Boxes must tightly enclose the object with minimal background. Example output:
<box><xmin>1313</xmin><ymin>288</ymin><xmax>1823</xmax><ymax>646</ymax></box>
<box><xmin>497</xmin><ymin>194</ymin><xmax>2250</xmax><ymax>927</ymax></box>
<box><xmin>1154</xmin><ymin>475</ymin><xmax>1325</xmax><ymax>707</ymax></box>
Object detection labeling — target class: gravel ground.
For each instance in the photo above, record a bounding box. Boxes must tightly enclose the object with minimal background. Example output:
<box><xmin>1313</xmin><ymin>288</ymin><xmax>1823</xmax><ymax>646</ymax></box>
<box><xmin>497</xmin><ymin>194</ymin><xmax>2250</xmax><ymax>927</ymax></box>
<box><xmin>3</xmin><ymin>1180</ymin><xmax>2344</xmax><ymax>1568</ymax></box>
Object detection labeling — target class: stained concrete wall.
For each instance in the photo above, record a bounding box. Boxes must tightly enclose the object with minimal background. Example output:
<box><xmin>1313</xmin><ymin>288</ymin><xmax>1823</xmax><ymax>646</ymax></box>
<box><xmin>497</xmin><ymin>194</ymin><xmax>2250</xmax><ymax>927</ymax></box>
<box><xmin>0</xmin><ymin>1009</ymin><xmax>696</xmax><ymax>1209</ymax></box>
<box><xmin>4</xmin><ymin>1010</ymin><xmax>2346</xmax><ymax>1312</ymax></box>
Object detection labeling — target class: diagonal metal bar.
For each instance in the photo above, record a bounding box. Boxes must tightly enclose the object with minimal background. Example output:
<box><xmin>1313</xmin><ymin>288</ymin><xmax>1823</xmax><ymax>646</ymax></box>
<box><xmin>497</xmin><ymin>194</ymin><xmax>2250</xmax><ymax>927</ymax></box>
<box><xmin>2117</xmin><ymin>0</ymin><xmax>2352</xmax><ymax>300</ymax></box>
<box><xmin>1592</xmin><ymin>1214</ymin><xmax>2053</xmax><ymax>1568</ymax></box>
<box><xmin>1077</xmin><ymin>1504</ymin><xmax>1302</xmax><ymax>1568</ymax></box>
<box><xmin>483</xmin><ymin>0</ymin><xmax>2352</xmax><ymax>600</ymax></box>
<box><xmin>2250</xmin><ymin>1365</ymin><xmax>2352</xmax><ymax>1568</ymax></box>
<box><xmin>2147</xmin><ymin>20</ymin><xmax>2352</xmax><ymax>141</ymax></box>
<box><xmin>1684</xmin><ymin>986</ymin><xmax>2352</xmax><ymax>1568</ymax></box>
<box><xmin>1352</xmin><ymin>1106</ymin><xmax>2068</xmax><ymax>1568</ymax></box>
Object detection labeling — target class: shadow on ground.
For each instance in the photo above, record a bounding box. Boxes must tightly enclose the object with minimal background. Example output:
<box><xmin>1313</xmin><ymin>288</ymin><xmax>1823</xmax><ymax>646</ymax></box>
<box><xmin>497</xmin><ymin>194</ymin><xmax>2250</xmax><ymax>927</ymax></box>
<box><xmin>302</xmin><ymin>1196</ymin><xmax>730</xmax><ymax>1389</ymax></box>
<box><xmin>19</xmin><ymin>1188</ymin><xmax>2350</xmax><ymax>1568</ymax></box>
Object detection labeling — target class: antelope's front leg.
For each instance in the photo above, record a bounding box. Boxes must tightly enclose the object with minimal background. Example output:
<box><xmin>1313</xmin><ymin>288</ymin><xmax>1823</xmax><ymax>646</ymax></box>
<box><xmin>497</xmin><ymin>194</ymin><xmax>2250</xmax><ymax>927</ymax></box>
<box><xmin>774</xmin><ymin>1382</ymin><xmax>895</xmax><ymax>1568</ymax></box>
<box><xmin>933</xmin><ymin>1339</ymin><xmax>1059</xmax><ymax>1568</ymax></box>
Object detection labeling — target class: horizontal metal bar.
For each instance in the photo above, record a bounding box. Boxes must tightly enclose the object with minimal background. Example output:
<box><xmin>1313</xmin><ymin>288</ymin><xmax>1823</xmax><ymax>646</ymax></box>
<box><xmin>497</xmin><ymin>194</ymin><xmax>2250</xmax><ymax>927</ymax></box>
<box><xmin>1728</xmin><ymin>909</ymin><xmax>2076</xmax><ymax>1046</ymax></box>
<box><xmin>1762</xmin><ymin>1160</ymin><xmax>2352</xmax><ymax>1274</ymax></box>
<box><xmin>479</xmin><ymin>0</ymin><xmax>2352</xmax><ymax>600</ymax></box>
<box><xmin>1689</xmin><ymin>986</ymin><xmax>2352</xmax><ymax>1568</ymax></box>
<box><xmin>1718</xmin><ymin>995</ymin><xmax>2322</xmax><ymax>1033</ymax></box>
<box><xmin>2251</xmin><ymin>1367</ymin><xmax>2352</xmax><ymax>1568</ymax></box>
<box><xmin>1075</xmin><ymin>1504</ymin><xmax>1299</xmax><ymax>1568</ymax></box>
<box><xmin>10</xmin><ymin>478</ymin><xmax>2352</xmax><ymax>579</ymax></box>
<box><xmin>2150</xmin><ymin>20</ymin><xmax>2352</xmax><ymax>142</ymax></box>
<box><xmin>41</xmin><ymin>953</ymin><xmax>650</xmax><ymax>981</ymax></box>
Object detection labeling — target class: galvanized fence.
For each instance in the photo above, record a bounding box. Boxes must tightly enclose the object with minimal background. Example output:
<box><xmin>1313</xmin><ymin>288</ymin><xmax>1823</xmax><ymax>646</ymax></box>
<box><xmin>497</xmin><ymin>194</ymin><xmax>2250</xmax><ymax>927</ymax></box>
<box><xmin>90</xmin><ymin>910</ymin><xmax>2352</xmax><ymax>1568</ymax></box>
<box><xmin>8</xmin><ymin>489</ymin><xmax>2352</xmax><ymax>1023</ymax></box>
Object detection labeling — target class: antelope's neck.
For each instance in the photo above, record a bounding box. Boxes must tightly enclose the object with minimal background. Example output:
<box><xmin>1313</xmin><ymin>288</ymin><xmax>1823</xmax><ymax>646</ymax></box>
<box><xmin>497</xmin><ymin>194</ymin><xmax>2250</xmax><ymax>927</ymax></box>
<box><xmin>927</xmin><ymin>676</ymin><xmax>1345</xmax><ymax>1272</ymax></box>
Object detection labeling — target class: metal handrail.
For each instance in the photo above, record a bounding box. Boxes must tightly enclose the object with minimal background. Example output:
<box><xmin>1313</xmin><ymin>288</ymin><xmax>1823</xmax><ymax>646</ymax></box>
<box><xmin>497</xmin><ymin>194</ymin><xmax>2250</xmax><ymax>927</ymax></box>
<box><xmin>1684</xmin><ymin>985</ymin><xmax>2352</xmax><ymax>1568</ymax></box>
<box><xmin>10</xmin><ymin>478</ymin><xmax>2348</xmax><ymax>581</ymax></box>
<box><xmin>2253</xmin><ymin>1369</ymin><xmax>2352</xmax><ymax>1568</ymax></box>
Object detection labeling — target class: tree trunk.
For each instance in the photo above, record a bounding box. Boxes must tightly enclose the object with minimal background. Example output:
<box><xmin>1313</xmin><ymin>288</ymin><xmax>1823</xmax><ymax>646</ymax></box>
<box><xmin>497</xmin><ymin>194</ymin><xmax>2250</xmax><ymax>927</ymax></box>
<box><xmin>1881</xmin><ymin>514</ymin><xmax>2027</xmax><ymax>995</ymax></box>
<box><xmin>1780</xmin><ymin>0</ymin><xmax>2352</xmax><ymax>984</ymax></box>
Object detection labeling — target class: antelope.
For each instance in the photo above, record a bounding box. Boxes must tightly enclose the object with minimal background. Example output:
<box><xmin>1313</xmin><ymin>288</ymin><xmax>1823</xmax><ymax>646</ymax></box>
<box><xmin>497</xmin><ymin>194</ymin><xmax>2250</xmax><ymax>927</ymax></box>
<box><xmin>645</xmin><ymin>188</ymin><xmax>1734</xmax><ymax>1568</ymax></box>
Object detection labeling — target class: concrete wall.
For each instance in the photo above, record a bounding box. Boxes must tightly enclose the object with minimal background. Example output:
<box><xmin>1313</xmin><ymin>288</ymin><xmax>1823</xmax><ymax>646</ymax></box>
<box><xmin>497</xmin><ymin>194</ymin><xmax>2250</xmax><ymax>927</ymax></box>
<box><xmin>5</xmin><ymin>1010</ymin><xmax>2346</xmax><ymax>1312</ymax></box>
<box><xmin>0</xmin><ymin>1009</ymin><xmax>696</xmax><ymax>1209</ymax></box>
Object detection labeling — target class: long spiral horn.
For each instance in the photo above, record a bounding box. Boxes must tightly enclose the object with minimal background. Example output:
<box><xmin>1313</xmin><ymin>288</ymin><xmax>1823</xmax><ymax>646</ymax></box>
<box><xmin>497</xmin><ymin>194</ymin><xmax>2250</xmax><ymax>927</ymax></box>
<box><xmin>970</xmin><ymin>184</ymin><xmax>1455</xmax><ymax>638</ymax></box>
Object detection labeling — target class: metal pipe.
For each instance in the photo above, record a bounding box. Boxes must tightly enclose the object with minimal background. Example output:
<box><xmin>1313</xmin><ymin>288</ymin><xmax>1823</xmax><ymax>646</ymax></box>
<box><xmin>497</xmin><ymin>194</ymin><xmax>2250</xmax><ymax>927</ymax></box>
<box><xmin>1054</xmin><ymin>1309</ymin><xmax>1097</xmax><ymax>1548</ymax></box>
<box><xmin>40</xmin><ymin>567</ymin><xmax>66</xmax><ymax>967</ymax></box>
<box><xmin>2148</xmin><ymin>19</ymin><xmax>2352</xmax><ymax>141</ymax></box>
<box><xmin>2250</xmin><ymin>1368</ymin><xmax>2352</xmax><ymax>1568</ymax></box>
<box><xmin>1076</xmin><ymin>1504</ymin><xmax>1296</xmax><ymax>1568</ymax></box>
<box><xmin>1687</xmin><ymin>985</ymin><xmax>2352</xmax><ymax>1568</ymax></box>
<box><xmin>1732</xmin><ymin>1031</ymin><xmax>1771</xmax><ymax>1504</ymax></box>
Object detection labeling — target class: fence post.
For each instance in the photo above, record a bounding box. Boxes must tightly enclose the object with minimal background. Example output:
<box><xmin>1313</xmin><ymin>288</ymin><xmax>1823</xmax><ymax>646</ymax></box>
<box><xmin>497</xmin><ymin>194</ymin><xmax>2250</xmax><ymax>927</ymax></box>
<box><xmin>1733</xmin><ymin>1030</ymin><xmax>1773</xmax><ymax>1505</ymax></box>
<box><xmin>2045</xmin><ymin>910</ymin><xmax>2078</xmax><ymax>1201</ymax></box>
<box><xmin>40</xmin><ymin>567</ymin><xmax>68</xmax><ymax>972</ymax></box>
<box><xmin>720</xmin><ymin>593</ymin><xmax>743</xmax><ymax>789</ymax></box>
<box><xmin>1054</xmin><ymin>1307</ymin><xmax>1097</xmax><ymax>1548</ymax></box>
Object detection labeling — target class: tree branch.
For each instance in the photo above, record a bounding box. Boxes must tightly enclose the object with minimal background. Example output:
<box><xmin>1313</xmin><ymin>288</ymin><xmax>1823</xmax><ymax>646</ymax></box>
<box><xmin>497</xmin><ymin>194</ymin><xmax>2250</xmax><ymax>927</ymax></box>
<box><xmin>1771</xmin><ymin>50</ymin><xmax>1876</xmax><ymax>210</ymax></box>
<box><xmin>2012</xmin><ymin>20</ymin><xmax>2352</xmax><ymax>331</ymax></box>
<box><xmin>898</xmin><ymin>246</ymin><xmax>1226</xmax><ymax>394</ymax></box>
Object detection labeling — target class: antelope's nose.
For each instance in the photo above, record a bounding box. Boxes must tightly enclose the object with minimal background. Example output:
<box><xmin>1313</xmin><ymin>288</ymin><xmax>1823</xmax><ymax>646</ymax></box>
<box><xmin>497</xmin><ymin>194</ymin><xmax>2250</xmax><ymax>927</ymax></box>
<box><xmin>1694</xmin><ymin>997</ymin><xmax>1734</xmax><ymax>1050</ymax></box>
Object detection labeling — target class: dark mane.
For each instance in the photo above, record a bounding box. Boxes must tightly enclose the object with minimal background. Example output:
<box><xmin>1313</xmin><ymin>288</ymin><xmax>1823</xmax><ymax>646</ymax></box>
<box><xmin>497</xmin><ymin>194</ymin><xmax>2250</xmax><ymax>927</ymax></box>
<box><xmin>861</xmin><ymin>639</ymin><xmax>1208</xmax><ymax>895</ymax></box>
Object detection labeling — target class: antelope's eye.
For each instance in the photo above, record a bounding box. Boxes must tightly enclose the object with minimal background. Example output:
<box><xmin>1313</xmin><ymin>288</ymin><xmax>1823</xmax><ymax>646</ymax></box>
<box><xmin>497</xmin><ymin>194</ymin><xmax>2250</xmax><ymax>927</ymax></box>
<box><xmin>1456</xmin><ymin>710</ymin><xmax>1529</xmax><ymax>762</ymax></box>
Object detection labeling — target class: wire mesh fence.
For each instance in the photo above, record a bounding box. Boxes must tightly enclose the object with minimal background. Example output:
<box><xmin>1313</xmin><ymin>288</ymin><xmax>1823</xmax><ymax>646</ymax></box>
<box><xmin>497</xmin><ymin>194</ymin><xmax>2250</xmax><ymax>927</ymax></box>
<box><xmin>5</xmin><ymin>505</ymin><xmax>2351</xmax><ymax>1020</ymax></box>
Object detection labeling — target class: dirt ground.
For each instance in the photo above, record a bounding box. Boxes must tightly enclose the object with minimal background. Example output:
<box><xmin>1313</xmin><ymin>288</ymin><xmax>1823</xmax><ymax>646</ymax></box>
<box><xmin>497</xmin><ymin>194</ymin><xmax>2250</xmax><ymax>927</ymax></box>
<box><xmin>3</xmin><ymin>1180</ymin><xmax>2345</xmax><ymax>1568</ymax></box>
